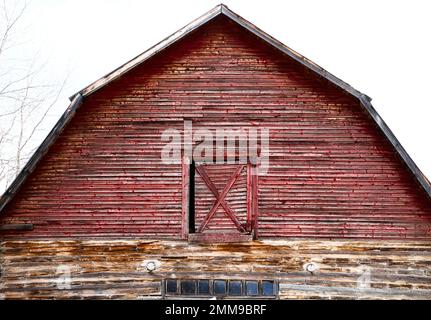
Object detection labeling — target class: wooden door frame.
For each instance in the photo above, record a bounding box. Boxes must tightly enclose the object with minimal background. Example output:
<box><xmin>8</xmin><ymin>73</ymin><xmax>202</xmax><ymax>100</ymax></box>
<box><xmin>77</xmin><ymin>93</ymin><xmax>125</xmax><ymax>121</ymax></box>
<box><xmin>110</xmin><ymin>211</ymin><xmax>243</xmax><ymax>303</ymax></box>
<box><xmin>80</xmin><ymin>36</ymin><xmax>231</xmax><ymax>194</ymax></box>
<box><xmin>181</xmin><ymin>156</ymin><xmax>259</xmax><ymax>241</ymax></box>
<box><xmin>181</xmin><ymin>155</ymin><xmax>190</xmax><ymax>240</ymax></box>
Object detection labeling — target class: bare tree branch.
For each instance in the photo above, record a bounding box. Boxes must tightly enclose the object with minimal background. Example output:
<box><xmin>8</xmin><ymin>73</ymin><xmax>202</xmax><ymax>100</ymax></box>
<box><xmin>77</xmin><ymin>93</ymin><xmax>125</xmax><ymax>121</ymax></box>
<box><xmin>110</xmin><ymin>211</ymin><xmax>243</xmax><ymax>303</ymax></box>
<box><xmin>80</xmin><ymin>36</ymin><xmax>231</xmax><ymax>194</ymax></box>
<box><xmin>0</xmin><ymin>0</ymin><xmax>67</xmax><ymax>192</ymax></box>
<box><xmin>0</xmin><ymin>0</ymin><xmax>27</xmax><ymax>56</ymax></box>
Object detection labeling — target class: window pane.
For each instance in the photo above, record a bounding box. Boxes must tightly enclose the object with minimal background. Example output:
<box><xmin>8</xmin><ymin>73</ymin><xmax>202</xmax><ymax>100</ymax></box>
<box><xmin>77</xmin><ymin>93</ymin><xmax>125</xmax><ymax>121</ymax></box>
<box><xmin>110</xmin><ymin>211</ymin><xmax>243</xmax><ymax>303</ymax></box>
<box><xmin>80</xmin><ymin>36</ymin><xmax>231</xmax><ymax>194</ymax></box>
<box><xmin>166</xmin><ymin>280</ymin><xmax>177</xmax><ymax>294</ymax></box>
<box><xmin>262</xmin><ymin>281</ymin><xmax>275</xmax><ymax>296</ymax></box>
<box><xmin>228</xmin><ymin>281</ymin><xmax>242</xmax><ymax>296</ymax></box>
<box><xmin>214</xmin><ymin>280</ymin><xmax>226</xmax><ymax>295</ymax></box>
<box><xmin>198</xmin><ymin>280</ymin><xmax>210</xmax><ymax>295</ymax></box>
<box><xmin>246</xmin><ymin>281</ymin><xmax>258</xmax><ymax>296</ymax></box>
<box><xmin>181</xmin><ymin>280</ymin><xmax>196</xmax><ymax>295</ymax></box>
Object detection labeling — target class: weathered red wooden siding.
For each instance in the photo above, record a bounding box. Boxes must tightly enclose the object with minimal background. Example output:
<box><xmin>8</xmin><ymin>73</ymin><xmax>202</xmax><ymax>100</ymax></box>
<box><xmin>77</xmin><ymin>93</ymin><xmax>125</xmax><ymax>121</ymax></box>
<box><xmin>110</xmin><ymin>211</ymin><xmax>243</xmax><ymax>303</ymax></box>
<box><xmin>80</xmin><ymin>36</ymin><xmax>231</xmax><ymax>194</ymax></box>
<box><xmin>1</xmin><ymin>15</ymin><xmax>430</xmax><ymax>239</ymax></box>
<box><xmin>0</xmin><ymin>122</ymin><xmax>184</xmax><ymax>238</ymax></box>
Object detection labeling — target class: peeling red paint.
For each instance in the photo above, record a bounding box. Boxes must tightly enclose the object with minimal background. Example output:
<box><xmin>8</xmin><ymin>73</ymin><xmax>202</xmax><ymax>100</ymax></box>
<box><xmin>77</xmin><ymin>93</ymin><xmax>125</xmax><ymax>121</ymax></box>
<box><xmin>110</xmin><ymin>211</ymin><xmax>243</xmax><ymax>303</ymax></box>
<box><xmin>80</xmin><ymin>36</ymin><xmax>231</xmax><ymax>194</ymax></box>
<box><xmin>1</xmin><ymin>16</ymin><xmax>430</xmax><ymax>239</ymax></box>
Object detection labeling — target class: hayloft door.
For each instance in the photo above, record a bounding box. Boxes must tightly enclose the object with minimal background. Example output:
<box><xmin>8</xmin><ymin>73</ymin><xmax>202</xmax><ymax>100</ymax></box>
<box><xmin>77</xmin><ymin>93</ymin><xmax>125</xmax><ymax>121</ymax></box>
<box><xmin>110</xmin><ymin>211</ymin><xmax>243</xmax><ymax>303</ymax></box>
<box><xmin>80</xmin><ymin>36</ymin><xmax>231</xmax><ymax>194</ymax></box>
<box><xmin>185</xmin><ymin>161</ymin><xmax>258</xmax><ymax>242</ymax></box>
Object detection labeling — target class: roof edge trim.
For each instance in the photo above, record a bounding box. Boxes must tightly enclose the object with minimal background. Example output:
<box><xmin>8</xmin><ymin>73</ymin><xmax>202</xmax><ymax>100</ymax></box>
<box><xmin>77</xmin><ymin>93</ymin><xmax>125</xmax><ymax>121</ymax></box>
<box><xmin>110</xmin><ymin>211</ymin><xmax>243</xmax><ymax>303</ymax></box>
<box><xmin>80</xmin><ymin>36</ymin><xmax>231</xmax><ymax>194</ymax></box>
<box><xmin>69</xmin><ymin>5</ymin><xmax>223</xmax><ymax>100</ymax></box>
<box><xmin>0</xmin><ymin>94</ymin><xmax>84</xmax><ymax>213</ymax></box>
<box><xmin>358</xmin><ymin>95</ymin><xmax>431</xmax><ymax>199</ymax></box>
<box><xmin>220</xmin><ymin>5</ymin><xmax>366</xmax><ymax>100</ymax></box>
<box><xmin>70</xmin><ymin>4</ymin><xmax>369</xmax><ymax>101</ymax></box>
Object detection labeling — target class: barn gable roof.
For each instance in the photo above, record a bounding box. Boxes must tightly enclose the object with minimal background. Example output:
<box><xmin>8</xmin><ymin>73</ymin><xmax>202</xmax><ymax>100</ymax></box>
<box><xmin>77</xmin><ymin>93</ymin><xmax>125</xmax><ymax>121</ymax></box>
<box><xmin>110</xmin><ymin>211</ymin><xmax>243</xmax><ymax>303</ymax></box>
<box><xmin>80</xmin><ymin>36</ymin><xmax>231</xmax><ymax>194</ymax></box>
<box><xmin>69</xmin><ymin>4</ymin><xmax>367</xmax><ymax>101</ymax></box>
<box><xmin>0</xmin><ymin>4</ymin><xmax>430</xmax><ymax>214</ymax></box>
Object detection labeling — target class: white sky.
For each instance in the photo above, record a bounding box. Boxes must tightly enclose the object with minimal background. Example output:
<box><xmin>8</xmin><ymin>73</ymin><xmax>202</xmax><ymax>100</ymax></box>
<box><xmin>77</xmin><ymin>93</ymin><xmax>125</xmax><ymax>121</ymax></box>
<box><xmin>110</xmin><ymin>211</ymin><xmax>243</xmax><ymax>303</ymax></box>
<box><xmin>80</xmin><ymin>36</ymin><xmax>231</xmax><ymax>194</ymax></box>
<box><xmin>9</xmin><ymin>0</ymin><xmax>431</xmax><ymax>181</ymax></box>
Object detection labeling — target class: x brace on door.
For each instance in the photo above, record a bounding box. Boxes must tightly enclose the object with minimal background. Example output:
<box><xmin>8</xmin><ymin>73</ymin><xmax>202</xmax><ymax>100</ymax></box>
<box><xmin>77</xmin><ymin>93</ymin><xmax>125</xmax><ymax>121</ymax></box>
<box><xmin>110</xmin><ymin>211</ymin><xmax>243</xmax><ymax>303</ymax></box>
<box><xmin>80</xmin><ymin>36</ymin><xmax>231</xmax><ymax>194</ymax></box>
<box><xmin>195</xmin><ymin>164</ymin><xmax>247</xmax><ymax>233</ymax></box>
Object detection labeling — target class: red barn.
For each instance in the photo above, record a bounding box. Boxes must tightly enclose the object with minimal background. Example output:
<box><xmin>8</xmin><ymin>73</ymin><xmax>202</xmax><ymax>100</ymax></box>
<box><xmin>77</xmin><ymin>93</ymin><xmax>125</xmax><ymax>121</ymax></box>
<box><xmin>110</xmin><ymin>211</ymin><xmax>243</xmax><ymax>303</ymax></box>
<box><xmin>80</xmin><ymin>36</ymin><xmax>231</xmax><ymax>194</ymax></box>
<box><xmin>1</xmin><ymin>5</ymin><xmax>430</xmax><ymax>299</ymax></box>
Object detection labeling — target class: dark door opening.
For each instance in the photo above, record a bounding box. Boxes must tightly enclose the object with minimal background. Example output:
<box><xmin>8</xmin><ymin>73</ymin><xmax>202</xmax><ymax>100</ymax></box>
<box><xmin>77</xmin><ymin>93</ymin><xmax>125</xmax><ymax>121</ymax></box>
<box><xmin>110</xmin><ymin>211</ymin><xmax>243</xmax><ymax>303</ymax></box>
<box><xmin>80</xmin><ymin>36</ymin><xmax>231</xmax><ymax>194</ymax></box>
<box><xmin>189</xmin><ymin>160</ymin><xmax>196</xmax><ymax>233</ymax></box>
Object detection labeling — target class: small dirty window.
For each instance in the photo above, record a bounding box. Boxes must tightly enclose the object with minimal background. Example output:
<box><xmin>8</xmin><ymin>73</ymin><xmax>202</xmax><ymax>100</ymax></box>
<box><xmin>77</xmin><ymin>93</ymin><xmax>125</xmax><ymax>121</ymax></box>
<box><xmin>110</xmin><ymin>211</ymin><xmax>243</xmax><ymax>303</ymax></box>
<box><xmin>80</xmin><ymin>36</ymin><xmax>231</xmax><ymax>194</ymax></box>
<box><xmin>166</xmin><ymin>279</ymin><xmax>177</xmax><ymax>294</ymax></box>
<box><xmin>246</xmin><ymin>281</ymin><xmax>259</xmax><ymax>296</ymax></box>
<box><xmin>198</xmin><ymin>280</ymin><xmax>210</xmax><ymax>294</ymax></box>
<box><xmin>181</xmin><ymin>280</ymin><xmax>196</xmax><ymax>295</ymax></box>
<box><xmin>164</xmin><ymin>279</ymin><xmax>277</xmax><ymax>298</ymax></box>
<box><xmin>228</xmin><ymin>281</ymin><xmax>242</xmax><ymax>295</ymax></box>
<box><xmin>262</xmin><ymin>280</ymin><xmax>275</xmax><ymax>296</ymax></box>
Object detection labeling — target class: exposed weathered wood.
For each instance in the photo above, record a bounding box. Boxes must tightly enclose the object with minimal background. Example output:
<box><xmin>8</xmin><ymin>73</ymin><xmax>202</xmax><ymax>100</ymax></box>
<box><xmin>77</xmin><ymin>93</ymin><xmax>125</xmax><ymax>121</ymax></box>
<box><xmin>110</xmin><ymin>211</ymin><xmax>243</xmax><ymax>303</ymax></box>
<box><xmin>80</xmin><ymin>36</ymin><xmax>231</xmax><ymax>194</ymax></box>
<box><xmin>188</xmin><ymin>232</ymin><xmax>253</xmax><ymax>243</ymax></box>
<box><xmin>1</xmin><ymin>239</ymin><xmax>431</xmax><ymax>300</ymax></box>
